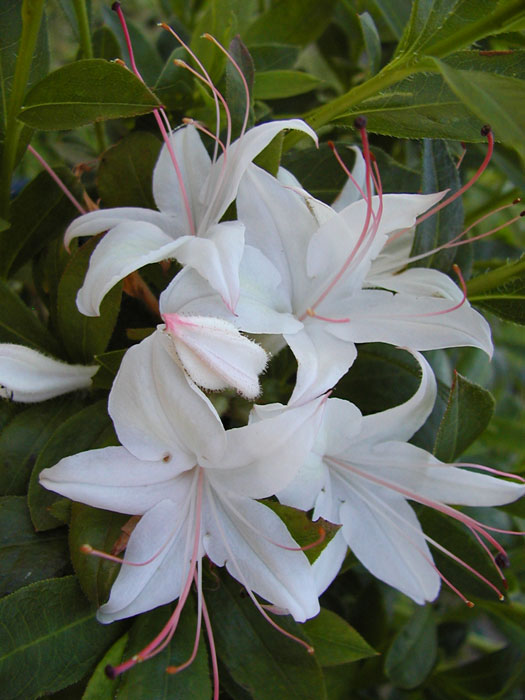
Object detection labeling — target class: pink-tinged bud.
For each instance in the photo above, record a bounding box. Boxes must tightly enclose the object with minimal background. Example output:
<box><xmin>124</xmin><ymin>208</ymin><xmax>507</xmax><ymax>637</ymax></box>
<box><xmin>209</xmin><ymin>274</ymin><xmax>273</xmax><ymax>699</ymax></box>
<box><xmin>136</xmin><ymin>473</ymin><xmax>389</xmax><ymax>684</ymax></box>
<box><xmin>161</xmin><ymin>314</ymin><xmax>268</xmax><ymax>398</ymax></box>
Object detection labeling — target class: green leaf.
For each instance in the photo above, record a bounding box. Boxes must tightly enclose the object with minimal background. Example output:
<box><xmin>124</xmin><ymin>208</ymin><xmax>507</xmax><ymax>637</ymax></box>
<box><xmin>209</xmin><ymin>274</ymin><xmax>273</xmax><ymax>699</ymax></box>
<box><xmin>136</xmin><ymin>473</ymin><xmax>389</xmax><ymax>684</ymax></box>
<box><xmin>56</xmin><ymin>238</ymin><xmax>122</xmax><ymax>364</ymax></box>
<box><xmin>0</xmin><ymin>396</ymin><xmax>82</xmax><ymax>496</ymax></box>
<box><xmin>115</xmin><ymin>598</ymin><xmax>212</xmax><ymax>699</ymax></box>
<box><xmin>28</xmin><ymin>400</ymin><xmax>116</xmax><ymax>531</ymax></box>
<box><xmin>410</xmin><ymin>139</ymin><xmax>462</xmax><ymax>272</ymax></box>
<box><xmin>337</xmin><ymin>50</ymin><xmax>525</xmax><ymax>141</ymax></box>
<box><xmin>0</xmin><ymin>277</ymin><xmax>61</xmax><ymax>355</ymax></box>
<box><xmin>434</xmin><ymin>59</ymin><xmax>525</xmax><ymax>157</ymax></box>
<box><xmin>303</xmin><ymin>608</ymin><xmax>377</xmax><ymax>667</ymax></box>
<box><xmin>369</xmin><ymin>0</ymin><xmax>412</xmax><ymax>39</ymax></box>
<box><xmin>0</xmin><ymin>167</ymin><xmax>82</xmax><ymax>277</ymax></box>
<box><xmin>226</xmin><ymin>36</ymin><xmax>255</xmax><ymax>139</ymax></box>
<box><xmin>154</xmin><ymin>47</ymin><xmax>194</xmax><ymax>111</ymax></box>
<box><xmin>253</xmin><ymin>70</ymin><xmax>322</xmax><ymax>100</ymax></box>
<box><xmin>358</xmin><ymin>12</ymin><xmax>381</xmax><ymax>76</ymax></box>
<box><xmin>69</xmin><ymin>503</ymin><xmax>129</xmax><ymax>607</ymax></box>
<box><xmin>0</xmin><ymin>576</ymin><xmax>125</xmax><ymax>700</ymax></box>
<box><xmin>97</xmin><ymin>131</ymin><xmax>161</xmax><ymax>209</ymax></box>
<box><xmin>0</xmin><ymin>0</ymin><xmax>49</xmax><ymax>137</ymax></box>
<box><xmin>468</xmin><ymin>257</ymin><xmax>525</xmax><ymax>325</ymax></box>
<box><xmin>475</xmin><ymin>600</ymin><xmax>525</xmax><ymax>651</ymax></box>
<box><xmin>0</xmin><ymin>496</ymin><xmax>68</xmax><ymax>596</ymax></box>
<box><xmin>384</xmin><ymin>606</ymin><xmax>437</xmax><ymax>689</ymax></box>
<box><xmin>91</xmin><ymin>26</ymin><xmax>122</xmax><ymax>62</ymax></box>
<box><xmin>207</xmin><ymin>571</ymin><xmax>326</xmax><ymax>700</ymax></box>
<box><xmin>245</xmin><ymin>0</ymin><xmax>338</xmax><ymax>47</ymax></box>
<box><xmin>433</xmin><ymin>371</ymin><xmax>495</xmax><ymax>462</ymax></box>
<box><xmin>82</xmin><ymin>633</ymin><xmax>129</xmax><ymax>700</ymax></box>
<box><xmin>92</xmin><ymin>349</ymin><xmax>126</xmax><ymax>390</ymax></box>
<box><xmin>249</xmin><ymin>44</ymin><xmax>300</xmax><ymax>71</ymax></box>
<box><xmin>18</xmin><ymin>59</ymin><xmax>160</xmax><ymax>131</ymax></box>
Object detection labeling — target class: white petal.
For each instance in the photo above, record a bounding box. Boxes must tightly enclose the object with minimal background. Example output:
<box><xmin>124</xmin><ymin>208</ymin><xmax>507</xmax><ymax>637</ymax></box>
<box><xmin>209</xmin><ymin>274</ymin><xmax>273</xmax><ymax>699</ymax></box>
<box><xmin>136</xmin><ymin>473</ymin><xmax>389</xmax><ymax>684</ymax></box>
<box><xmin>322</xmin><ymin>398</ymin><xmax>363</xmax><ymax>455</ymax></box>
<box><xmin>0</xmin><ymin>344</ymin><xmax>96</xmax><ymax>402</ymax></box>
<box><xmin>64</xmin><ymin>207</ymin><xmax>179</xmax><ymax>249</ymax></box>
<box><xmin>162</xmin><ymin>313</ymin><xmax>268</xmax><ymax>398</ymax></box>
<box><xmin>203</xmin><ymin>489</ymin><xmax>320</xmax><ymax>622</ymax></box>
<box><xmin>277</xmin><ymin>451</ymin><xmax>328</xmax><ymax>512</ymax></box>
<box><xmin>39</xmin><ymin>446</ymin><xmax>194</xmax><ymax>513</ymax></box>
<box><xmin>76</xmin><ymin>221</ymin><xmax>183</xmax><ymax>317</ymax></box>
<box><xmin>171</xmin><ymin>221</ymin><xmax>245</xmax><ymax>311</ymax></box>
<box><xmin>358</xmin><ymin>351</ymin><xmax>436</xmax><ymax>444</ymax></box>
<box><xmin>332</xmin><ymin>146</ymin><xmax>367</xmax><ymax>211</ymax></box>
<box><xmin>312</xmin><ymin>530</ymin><xmax>348</xmax><ymax>595</ymax></box>
<box><xmin>200</xmin><ymin>119</ymin><xmax>318</xmax><ymax>232</ymax></box>
<box><xmin>109</xmin><ymin>332</ymin><xmax>226</xmax><ymax>463</ymax></box>
<box><xmin>98</xmin><ymin>491</ymin><xmax>195</xmax><ymax>622</ymax></box>
<box><xmin>209</xmin><ymin>396</ymin><xmax>326</xmax><ymax>498</ymax></box>
<box><xmin>152</xmin><ymin>124</ymin><xmax>212</xmax><ymax>226</ymax></box>
<box><xmin>339</xmin><ymin>484</ymin><xmax>440</xmax><ymax>604</ymax></box>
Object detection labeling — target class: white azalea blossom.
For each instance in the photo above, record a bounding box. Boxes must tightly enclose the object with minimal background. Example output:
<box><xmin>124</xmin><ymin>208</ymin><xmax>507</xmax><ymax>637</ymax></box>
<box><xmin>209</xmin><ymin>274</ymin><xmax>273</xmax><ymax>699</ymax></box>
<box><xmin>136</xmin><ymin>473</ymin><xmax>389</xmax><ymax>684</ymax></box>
<box><xmin>272</xmin><ymin>352</ymin><xmax>525</xmax><ymax>603</ymax></box>
<box><xmin>161</xmin><ymin>163</ymin><xmax>491</xmax><ymax>403</ymax></box>
<box><xmin>0</xmin><ymin>344</ymin><xmax>98</xmax><ymax>402</ymax></box>
<box><xmin>66</xmin><ymin>120</ymin><xmax>316</xmax><ymax>317</ymax></box>
<box><xmin>40</xmin><ymin>332</ymin><xmax>324</xmax><ymax>624</ymax></box>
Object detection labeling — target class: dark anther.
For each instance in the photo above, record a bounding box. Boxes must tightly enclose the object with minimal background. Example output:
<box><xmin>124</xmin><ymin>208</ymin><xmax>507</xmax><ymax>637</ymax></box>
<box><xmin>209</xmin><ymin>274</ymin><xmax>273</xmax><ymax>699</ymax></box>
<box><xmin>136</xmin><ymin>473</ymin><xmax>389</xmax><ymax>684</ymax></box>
<box><xmin>111</xmin><ymin>2</ymin><xmax>121</xmax><ymax>11</ymax></box>
<box><xmin>520</xmin><ymin>210</ymin><xmax>525</xmax><ymax>217</ymax></box>
<box><xmin>512</xmin><ymin>197</ymin><xmax>521</xmax><ymax>204</ymax></box>
<box><xmin>480</xmin><ymin>124</ymin><xmax>492</xmax><ymax>137</ymax></box>
<box><xmin>105</xmin><ymin>665</ymin><xmax>117</xmax><ymax>679</ymax></box>
<box><xmin>495</xmin><ymin>552</ymin><xmax>510</xmax><ymax>569</ymax></box>
<box><xmin>353</xmin><ymin>116</ymin><xmax>367</xmax><ymax>130</ymax></box>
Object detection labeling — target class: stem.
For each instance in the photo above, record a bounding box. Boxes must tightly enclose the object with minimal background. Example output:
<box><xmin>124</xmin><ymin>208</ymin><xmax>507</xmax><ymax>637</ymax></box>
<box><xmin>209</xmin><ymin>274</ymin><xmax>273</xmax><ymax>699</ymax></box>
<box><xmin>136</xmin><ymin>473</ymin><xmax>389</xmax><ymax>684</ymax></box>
<box><xmin>72</xmin><ymin>0</ymin><xmax>107</xmax><ymax>152</ymax></box>
<box><xmin>283</xmin><ymin>56</ymin><xmax>435</xmax><ymax>152</ymax></box>
<box><xmin>0</xmin><ymin>0</ymin><xmax>45</xmax><ymax>217</ymax></box>
<box><xmin>467</xmin><ymin>258</ymin><xmax>525</xmax><ymax>297</ymax></box>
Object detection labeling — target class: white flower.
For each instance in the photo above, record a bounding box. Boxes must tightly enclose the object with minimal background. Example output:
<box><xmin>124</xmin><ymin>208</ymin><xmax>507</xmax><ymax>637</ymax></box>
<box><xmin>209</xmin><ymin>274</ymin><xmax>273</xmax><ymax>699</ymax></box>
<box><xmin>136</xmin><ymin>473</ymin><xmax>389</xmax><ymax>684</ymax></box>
<box><xmin>39</xmin><ymin>332</ymin><xmax>324</xmax><ymax>625</ymax></box>
<box><xmin>65</xmin><ymin>120</ymin><xmax>317</xmax><ymax>317</ymax></box>
<box><xmin>274</xmin><ymin>352</ymin><xmax>525</xmax><ymax>604</ymax></box>
<box><xmin>0</xmin><ymin>344</ymin><xmax>97</xmax><ymax>402</ymax></box>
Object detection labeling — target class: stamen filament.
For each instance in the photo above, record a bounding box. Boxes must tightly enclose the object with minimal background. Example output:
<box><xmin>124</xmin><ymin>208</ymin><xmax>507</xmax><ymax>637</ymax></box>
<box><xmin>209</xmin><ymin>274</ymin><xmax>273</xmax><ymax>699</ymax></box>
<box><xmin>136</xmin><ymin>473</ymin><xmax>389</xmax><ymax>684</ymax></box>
<box><xmin>328</xmin><ymin>141</ymin><xmax>367</xmax><ymax>202</ymax></box>
<box><xmin>27</xmin><ymin>145</ymin><xmax>86</xmax><ymax>214</ymax></box>
<box><xmin>201</xmin><ymin>587</ymin><xmax>220</xmax><ymax>700</ymax></box>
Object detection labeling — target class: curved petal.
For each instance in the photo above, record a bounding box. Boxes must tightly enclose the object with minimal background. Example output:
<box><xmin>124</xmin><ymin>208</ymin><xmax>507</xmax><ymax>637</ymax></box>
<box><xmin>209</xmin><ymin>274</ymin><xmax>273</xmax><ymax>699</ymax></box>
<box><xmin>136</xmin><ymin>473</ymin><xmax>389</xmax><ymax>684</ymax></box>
<box><xmin>97</xmin><ymin>490</ymin><xmax>195</xmax><ymax>622</ymax></box>
<box><xmin>357</xmin><ymin>351</ymin><xmax>436</xmax><ymax>444</ymax></box>
<box><xmin>64</xmin><ymin>207</ymin><xmax>178</xmax><ymax>249</ymax></box>
<box><xmin>109</xmin><ymin>332</ymin><xmax>225</xmax><ymax>463</ymax></box>
<box><xmin>76</xmin><ymin>222</ymin><xmax>184</xmax><ymax>317</ymax></box>
<box><xmin>162</xmin><ymin>314</ymin><xmax>268</xmax><ymax>398</ymax></box>
<box><xmin>200</xmin><ymin>119</ymin><xmax>318</xmax><ymax>232</ymax></box>
<box><xmin>311</xmin><ymin>530</ymin><xmax>348</xmax><ymax>595</ymax></box>
<box><xmin>172</xmin><ymin>220</ymin><xmax>245</xmax><ymax>311</ymax></box>
<box><xmin>322</xmin><ymin>398</ymin><xmax>363</xmax><ymax>455</ymax></box>
<box><xmin>339</xmin><ymin>483</ymin><xmax>440</xmax><ymax>604</ymax></box>
<box><xmin>39</xmin><ymin>446</ymin><xmax>194</xmax><ymax>513</ymax></box>
<box><xmin>0</xmin><ymin>344</ymin><xmax>96</xmax><ymax>402</ymax></box>
<box><xmin>203</xmin><ymin>488</ymin><xmax>320</xmax><ymax>622</ymax></box>
<box><xmin>210</xmin><ymin>395</ymin><xmax>326</xmax><ymax>498</ymax></box>
<box><xmin>152</xmin><ymin>124</ymin><xmax>212</xmax><ymax>227</ymax></box>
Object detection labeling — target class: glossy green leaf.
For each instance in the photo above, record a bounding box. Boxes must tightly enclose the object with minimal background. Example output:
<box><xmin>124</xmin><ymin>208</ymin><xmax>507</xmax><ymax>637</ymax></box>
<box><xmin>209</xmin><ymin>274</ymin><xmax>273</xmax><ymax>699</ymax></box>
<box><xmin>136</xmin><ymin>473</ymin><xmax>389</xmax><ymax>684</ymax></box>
<box><xmin>303</xmin><ymin>608</ymin><xmax>377</xmax><ymax>667</ymax></box>
<box><xmin>115</xmin><ymin>598</ymin><xmax>212</xmax><ymax>699</ymax></box>
<box><xmin>410</xmin><ymin>139</ymin><xmax>462</xmax><ymax>272</ymax></box>
<box><xmin>249</xmin><ymin>43</ymin><xmax>300</xmax><ymax>71</ymax></box>
<box><xmin>0</xmin><ymin>576</ymin><xmax>124</xmax><ymax>700</ymax></box>
<box><xmin>385</xmin><ymin>606</ymin><xmax>437</xmax><ymax>689</ymax></box>
<box><xmin>92</xmin><ymin>349</ymin><xmax>126</xmax><ymax>390</ymax></box>
<box><xmin>433</xmin><ymin>371</ymin><xmax>495</xmax><ymax>462</ymax></box>
<box><xmin>18</xmin><ymin>59</ymin><xmax>160</xmax><ymax>131</ymax></box>
<box><xmin>0</xmin><ymin>496</ymin><xmax>68</xmax><ymax>596</ymax></box>
<box><xmin>358</xmin><ymin>12</ymin><xmax>381</xmax><ymax>76</ymax></box>
<box><xmin>254</xmin><ymin>70</ymin><xmax>322</xmax><ymax>100</ymax></box>
<box><xmin>369</xmin><ymin>0</ymin><xmax>412</xmax><ymax>39</ymax></box>
<box><xmin>245</xmin><ymin>0</ymin><xmax>338</xmax><ymax>47</ymax></box>
<box><xmin>97</xmin><ymin>131</ymin><xmax>160</xmax><ymax>209</ymax></box>
<box><xmin>0</xmin><ymin>167</ymin><xmax>82</xmax><ymax>277</ymax></box>
<box><xmin>56</xmin><ymin>238</ymin><xmax>122</xmax><ymax>364</ymax></box>
<box><xmin>206</xmin><ymin>571</ymin><xmax>326</xmax><ymax>700</ymax></box>
<box><xmin>468</xmin><ymin>257</ymin><xmax>525</xmax><ymax>325</ymax></box>
<box><xmin>190</xmin><ymin>0</ymin><xmax>244</xmax><ymax>82</ymax></box>
<box><xmin>82</xmin><ymin>633</ymin><xmax>129</xmax><ymax>700</ymax></box>
<box><xmin>434</xmin><ymin>59</ymin><xmax>525</xmax><ymax>156</ymax></box>
<box><xmin>0</xmin><ymin>278</ymin><xmax>61</xmax><ymax>355</ymax></box>
<box><xmin>28</xmin><ymin>400</ymin><xmax>116</xmax><ymax>531</ymax></box>
<box><xmin>0</xmin><ymin>0</ymin><xmax>49</xmax><ymax>136</ymax></box>
<box><xmin>69</xmin><ymin>503</ymin><xmax>129</xmax><ymax>607</ymax></box>
<box><xmin>0</xmin><ymin>396</ymin><xmax>81</xmax><ymax>496</ymax></box>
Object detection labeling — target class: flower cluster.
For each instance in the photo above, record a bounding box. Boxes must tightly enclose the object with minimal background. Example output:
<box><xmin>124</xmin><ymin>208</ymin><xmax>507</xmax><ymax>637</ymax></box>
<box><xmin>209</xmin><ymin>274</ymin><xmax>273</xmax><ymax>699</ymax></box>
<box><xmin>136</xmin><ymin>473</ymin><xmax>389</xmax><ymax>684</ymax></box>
<box><xmin>3</xmin><ymin>13</ymin><xmax>522</xmax><ymax>695</ymax></box>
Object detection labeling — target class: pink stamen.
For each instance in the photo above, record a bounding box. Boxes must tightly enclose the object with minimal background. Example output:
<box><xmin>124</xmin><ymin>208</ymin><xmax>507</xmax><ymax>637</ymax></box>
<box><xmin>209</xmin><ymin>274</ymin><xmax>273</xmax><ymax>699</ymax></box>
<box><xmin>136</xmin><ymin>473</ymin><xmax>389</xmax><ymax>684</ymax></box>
<box><xmin>112</xmin><ymin>4</ymin><xmax>196</xmax><ymax>236</ymax></box>
<box><xmin>27</xmin><ymin>145</ymin><xmax>86</xmax><ymax>214</ymax></box>
<box><xmin>328</xmin><ymin>141</ymin><xmax>368</xmax><ymax>202</ymax></box>
<box><xmin>455</xmin><ymin>462</ymin><xmax>525</xmax><ymax>483</ymax></box>
<box><xmin>182</xmin><ymin>118</ymin><xmax>227</xmax><ymax>156</ymax></box>
<box><xmin>202</xmin><ymin>33</ymin><xmax>251</xmax><ymax>138</ymax></box>
<box><xmin>470</xmin><ymin>528</ymin><xmax>508</xmax><ymax>585</ymax></box>
<box><xmin>200</xmin><ymin>588</ymin><xmax>220</xmax><ymax>700</ymax></box>
<box><xmin>161</xmin><ymin>23</ymin><xmax>224</xmax><ymax>161</ymax></box>
<box><xmin>305</xmin><ymin>309</ymin><xmax>350</xmax><ymax>323</ymax></box>
<box><xmin>456</xmin><ymin>142</ymin><xmax>467</xmax><ymax>171</ymax></box>
<box><xmin>166</xmin><ymin>569</ymin><xmax>204</xmax><ymax>675</ymax></box>
<box><xmin>80</xmin><ymin>543</ymin><xmax>169</xmax><ymax>568</ymax></box>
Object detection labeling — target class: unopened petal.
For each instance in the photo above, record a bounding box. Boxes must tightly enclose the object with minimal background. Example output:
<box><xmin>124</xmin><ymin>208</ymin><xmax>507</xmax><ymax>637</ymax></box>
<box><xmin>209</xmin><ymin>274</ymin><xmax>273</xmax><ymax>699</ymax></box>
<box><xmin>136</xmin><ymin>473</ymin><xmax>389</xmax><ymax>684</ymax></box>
<box><xmin>0</xmin><ymin>344</ymin><xmax>96</xmax><ymax>402</ymax></box>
